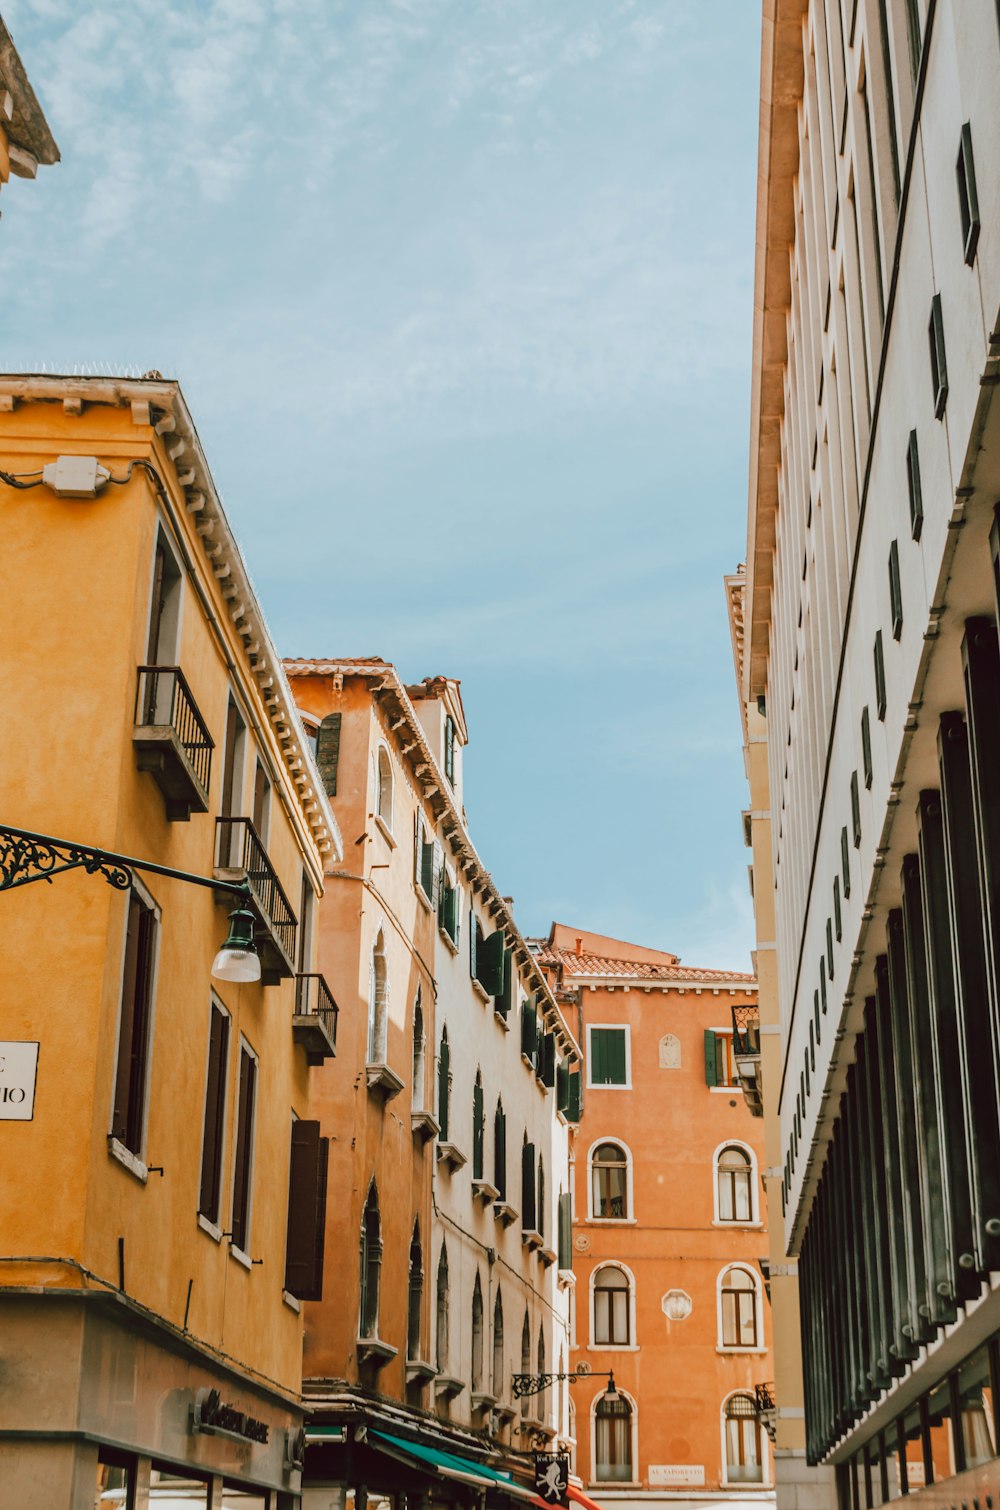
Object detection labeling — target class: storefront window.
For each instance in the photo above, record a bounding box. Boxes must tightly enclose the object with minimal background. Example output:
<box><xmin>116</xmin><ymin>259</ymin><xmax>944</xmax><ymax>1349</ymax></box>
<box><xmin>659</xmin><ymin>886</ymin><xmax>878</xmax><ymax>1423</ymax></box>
<box><xmin>95</xmin><ymin>1460</ymin><xmax>133</xmax><ymax>1508</ymax></box>
<box><xmin>149</xmin><ymin>1468</ymin><xmax>209</xmax><ymax>1505</ymax></box>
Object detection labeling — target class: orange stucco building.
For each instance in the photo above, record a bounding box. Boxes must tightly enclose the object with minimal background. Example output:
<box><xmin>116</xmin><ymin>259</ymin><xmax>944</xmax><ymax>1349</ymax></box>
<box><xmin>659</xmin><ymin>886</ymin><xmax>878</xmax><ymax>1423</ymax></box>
<box><xmin>533</xmin><ymin>925</ymin><xmax>774</xmax><ymax>1510</ymax></box>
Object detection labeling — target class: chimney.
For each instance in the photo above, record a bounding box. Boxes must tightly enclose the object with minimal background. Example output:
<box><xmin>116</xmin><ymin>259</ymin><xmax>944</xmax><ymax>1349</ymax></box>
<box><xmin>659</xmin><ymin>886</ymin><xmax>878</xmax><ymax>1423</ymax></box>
<box><xmin>575</xmin><ymin>936</ymin><xmax>583</xmax><ymax>956</ymax></box>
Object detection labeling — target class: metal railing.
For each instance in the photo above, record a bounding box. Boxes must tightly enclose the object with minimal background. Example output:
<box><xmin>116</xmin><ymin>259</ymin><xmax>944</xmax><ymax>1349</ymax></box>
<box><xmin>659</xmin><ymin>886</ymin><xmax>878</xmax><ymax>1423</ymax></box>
<box><xmin>215</xmin><ymin>817</ymin><xmax>297</xmax><ymax>963</ymax></box>
<box><xmin>754</xmin><ymin>1382</ymin><xmax>777</xmax><ymax>1442</ymax></box>
<box><xmin>295</xmin><ymin>972</ymin><xmax>339</xmax><ymax>1046</ymax></box>
<box><xmin>732</xmin><ymin>1002</ymin><xmax>761</xmax><ymax>1058</ymax></box>
<box><xmin>135</xmin><ymin>666</ymin><xmax>214</xmax><ymax>794</ymax></box>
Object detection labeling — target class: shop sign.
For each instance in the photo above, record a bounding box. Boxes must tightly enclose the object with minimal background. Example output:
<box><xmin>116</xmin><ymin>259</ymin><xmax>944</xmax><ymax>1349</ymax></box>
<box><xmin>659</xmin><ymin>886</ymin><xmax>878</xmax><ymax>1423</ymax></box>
<box><xmin>0</xmin><ymin>1042</ymin><xmax>39</xmax><ymax>1120</ymax></box>
<box><xmin>649</xmin><ymin>1465</ymin><xmax>705</xmax><ymax>1486</ymax></box>
<box><xmin>191</xmin><ymin>1388</ymin><xmax>270</xmax><ymax>1445</ymax></box>
<box><xmin>534</xmin><ymin>1453</ymin><xmax>569</xmax><ymax>1505</ymax></box>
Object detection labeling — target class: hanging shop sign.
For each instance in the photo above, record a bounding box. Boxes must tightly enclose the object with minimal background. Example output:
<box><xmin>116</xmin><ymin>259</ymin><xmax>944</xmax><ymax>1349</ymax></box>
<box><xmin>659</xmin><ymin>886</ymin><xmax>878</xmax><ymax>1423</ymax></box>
<box><xmin>191</xmin><ymin>1388</ymin><xmax>270</xmax><ymax>1445</ymax></box>
<box><xmin>0</xmin><ymin>1042</ymin><xmax>39</xmax><ymax>1120</ymax></box>
<box><xmin>534</xmin><ymin>1453</ymin><xmax>569</xmax><ymax>1505</ymax></box>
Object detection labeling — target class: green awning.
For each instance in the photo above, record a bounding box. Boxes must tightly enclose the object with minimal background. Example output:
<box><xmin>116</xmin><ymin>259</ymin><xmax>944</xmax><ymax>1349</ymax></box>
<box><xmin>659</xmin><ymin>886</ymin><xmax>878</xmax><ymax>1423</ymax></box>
<box><xmin>370</xmin><ymin>1429</ymin><xmax>538</xmax><ymax>1502</ymax></box>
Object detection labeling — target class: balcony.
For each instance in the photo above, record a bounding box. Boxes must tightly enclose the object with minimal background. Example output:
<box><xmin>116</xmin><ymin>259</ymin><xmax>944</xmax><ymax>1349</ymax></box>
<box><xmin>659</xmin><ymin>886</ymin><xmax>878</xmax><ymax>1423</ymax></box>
<box><xmin>294</xmin><ymin>974</ymin><xmax>338</xmax><ymax>1065</ymax></box>
<box><xmin>133</xmin><ymin>666</ymin><xmax>213</xmax><ymax>821</ymax></box>
<box><xmin>754</xmin><ymin>1382</ymin><xmax>777</xmax><ymax>1443</ymax></box>
<box><xmin>214</xmin><ymin>817</ymin><xmax>297</xmax><ymax>985</ymax></box>
<box><xmin>732</xmin><ymin>1002</ymin><xmax>764</xmax><ymax>1118</ymax></box>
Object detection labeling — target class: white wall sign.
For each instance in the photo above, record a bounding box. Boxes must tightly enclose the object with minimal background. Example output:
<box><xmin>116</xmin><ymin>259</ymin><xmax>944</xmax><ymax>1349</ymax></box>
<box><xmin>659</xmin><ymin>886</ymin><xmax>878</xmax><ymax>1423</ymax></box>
<box><xmin>0</xmin><ymin>1042</ymin><xmax>39</xmax><ymax>1120</ymax></box>
<box><xmin>649</xmin><ymin>1466</ymin><xmax>705</xmax><ymax>1486</ymax></box>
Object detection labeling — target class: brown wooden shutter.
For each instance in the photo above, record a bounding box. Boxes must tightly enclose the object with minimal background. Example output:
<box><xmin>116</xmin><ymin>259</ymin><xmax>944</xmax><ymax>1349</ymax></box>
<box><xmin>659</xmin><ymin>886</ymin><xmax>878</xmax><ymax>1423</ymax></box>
<box><xmin>112</xmin><ymin>892</ymin><xmax>142</xmax><ymax>1143</ymax></box>
<box><xmin>315</xmin><ymin>713</ymin><xmax>342</xmax><ymax>797</ymax></box>
<box><xmin>231</xmin><ymin>1047</ymin><xmax>257</xmax><ymax>1252</ymax></box>
<box><xmin>284</xmin><ymin>1118</ymin><xmax>330</xmax><ymax>1300</ymax></box>
<box><xmin>199</xmin><ymin>1003</ymin><xmax>230</xmax><ymax>1222</ymax></box>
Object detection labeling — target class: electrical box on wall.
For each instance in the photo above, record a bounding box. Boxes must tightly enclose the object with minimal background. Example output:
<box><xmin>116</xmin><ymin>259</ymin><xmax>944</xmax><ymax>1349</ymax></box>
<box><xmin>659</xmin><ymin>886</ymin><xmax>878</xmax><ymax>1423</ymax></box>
<box><xmin>42</xmin><ymin>456</ymin><xmax>110</xmax><ymax>497</ymax></box>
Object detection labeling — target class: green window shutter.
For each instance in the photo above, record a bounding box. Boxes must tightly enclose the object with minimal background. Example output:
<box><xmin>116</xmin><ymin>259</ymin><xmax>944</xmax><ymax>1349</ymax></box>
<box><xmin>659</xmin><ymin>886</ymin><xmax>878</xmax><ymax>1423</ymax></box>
<box><xmin>538</xmin><ymin>1032</ymin><xmax>556</xmax><ymax>1088</ymax></box>
<box><xmin>494</xmin><ymin>1105</ymin><xmax>506</xmax><ymax>1197</ymax></box>
<box><xmin>521</xmin><ymin>1142</ymin><xmax>537</xmax><ymax>1229</ymax></box>
<box><xmin>477</xmin><ymin>929</ymin><xmax>505</xmax><ymax>996</ymax></box>
<box><xmin>556</xmin><ymin>1061</ymin><xmax>570</xmax><ymax>1113</ymax></box>
<box><xmin>496</xmin><ymin>948</ymin><xmax>513</xmax><ymax>1018</ymax></box>
<box><xmin>472</xmin><ymin>1080</ymin><xmax>484</xmax><ymax>1180</ymax></box>
<box><xmin>567</xmin><ymin>1069</ymin><xmax>581</xmax><ymax>1122</ymax></box>
<box><xmin>438</xmin><ymin>1036</ymin><xmax>450</xmax><ymax>1140</ymax></box>
<box><xmin>558</xmin><ymin>1192</ymin><xmax>573</xmax><ymax>1271</ymax></box>
<box><xmin>520</xmin><ymin>1000</ymin><xmax>538</xmax><ymax>1062</ymax></box>
<box><xmin>606</xmin><ymin>1029</ymin><xmax>627</xmax><ymax>1084</ymax></box>
<box><xmin>589</xmin><ymin>1028</ymin><xmax>606</xmax><ymax>1084</ymax></box>
<box><xmin>420</xmin><ymin>834</ymin><xmax>435</xmax><ymax>899</ymax></box>
<box><xmin>315</xmin><ymin>714</ymin><xmax>341</xmax><ymax>797</ymax></box>
<box><xmin>469</xmin><ymin>910</ymin><xmax>477</xmax><ymax>978</ymax></box>
<box><xmin>704</xmin><ymin>1029</ymin><xmax>719</xmax><ymax>1088</ymax></box>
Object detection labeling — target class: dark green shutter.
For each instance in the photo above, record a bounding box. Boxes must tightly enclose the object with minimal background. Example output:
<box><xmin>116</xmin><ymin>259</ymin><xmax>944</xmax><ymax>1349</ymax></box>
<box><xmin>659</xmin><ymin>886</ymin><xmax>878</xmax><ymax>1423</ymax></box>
<box><xmin>496</xmin><ymin>948</ymin><xmax>513</xmax><ymax>1018</ymax></box>
<box><xmin>589</xmin><ymin>1028</ymin><xmax>605</xmax><ymax>1084</ymax></box>
<box><xmin>520</xmin><ymin>1000</ymin><xmax>538</xmax><ymax>1063</ymax></box>
<box><xmin>469</xmin><ymin>911</ymin><xmax>477</xmax><ymax>978</ymax></box>
<box><xmin>315</xmin><ymin>713</ymin><xmax>342</xmax><ymax>797</ymax></box>
<box><xmin>477</xmin><ymin>929</ymin><xmax>505</xmax><ymax>996</ymax></box>
<box><xmin>472</xmin><ymin>1079</ymin><xmax>484</xmax><ymax>1179</ymax></box>
<box><xmin>438</xmin><ymin>1035</ymin><xmax>450</xmax><ymax>1140</ymax></box>
<box><xmin>567</xmin><ymin>1069</ymin><xmax>581</xmax><ymax>1122</ymax></box>
<box><xmin>607</xmin><ymin>1029</ymin><xmax>627</xmax><ymax>1084</ymax></box>
<box><xmin>420</xmin><ymin>834</ymin><xmax>435</xmax><ymax>898</ymax></box>
<box><xmin>538</xmin><ymin>1032</ymin><xmax>556</xmax><ymax>1088</ymax></box>
<box><xmin>704</xmin><ymin>1029</ymin><xmax>719</xmax><ymax>1087</ymax></box>
<box><xmin>558</xmin><ymin>1192</ymin><xmax>573</xmax><ymax>1271</ymax></box>
<box><xmin>494</xmin><ymin>1105</ymin><xmax>506</xmax><ymax>1197</ymax></box>
<box><xmin>521</xmin><ymin>1142</ymin><xmax>536</xmax><ymax>1229</ymax></box>
<box><xmin>556</xmin><ymin>1061</ymin><xmax>570</xmax><ymax>1113</ymax></box>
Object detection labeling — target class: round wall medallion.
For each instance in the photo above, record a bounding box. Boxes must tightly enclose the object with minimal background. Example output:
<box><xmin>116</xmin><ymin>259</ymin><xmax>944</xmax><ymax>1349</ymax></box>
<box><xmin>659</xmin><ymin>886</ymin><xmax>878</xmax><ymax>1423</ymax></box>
<box><xmin>574</xmin><ymin>1234</ymin><xmax>591</xmax><ymax>1252</ymax></box>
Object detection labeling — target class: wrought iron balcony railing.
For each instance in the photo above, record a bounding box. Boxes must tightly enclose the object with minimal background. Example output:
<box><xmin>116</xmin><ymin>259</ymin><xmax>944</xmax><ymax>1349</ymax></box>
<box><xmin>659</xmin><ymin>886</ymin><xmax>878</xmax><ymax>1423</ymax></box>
<box><xmin>215</xmin><ymin>817</ymin><xmax>297</xmax><ymax>980</ymax></box>
<box><xmin>754</xmin><ymin>1381</ymin><xmax>777</xmax><ymax>1441</ymax></box>
<box><xmin>732</xmin><ymin>1001</ymin><xmax>761</xmax><ymax>1059</ymax></box>
<box><xmin>133</xmin><ymin>665</ymin><xmax>214</xmax><ymax>820</ymax></box>
<box><xmin>294</xmin><ymin>972</ymin><xmax>339</xmax><ymax>1063</ymax></box>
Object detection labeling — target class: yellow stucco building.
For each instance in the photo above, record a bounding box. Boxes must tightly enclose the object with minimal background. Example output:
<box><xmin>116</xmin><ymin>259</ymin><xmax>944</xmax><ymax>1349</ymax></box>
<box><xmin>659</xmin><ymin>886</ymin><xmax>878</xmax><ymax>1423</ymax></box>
<box><xmin>0</xmin><ymin>373</ymin><xmax>342</xmax><ymax>1508</ymax></box>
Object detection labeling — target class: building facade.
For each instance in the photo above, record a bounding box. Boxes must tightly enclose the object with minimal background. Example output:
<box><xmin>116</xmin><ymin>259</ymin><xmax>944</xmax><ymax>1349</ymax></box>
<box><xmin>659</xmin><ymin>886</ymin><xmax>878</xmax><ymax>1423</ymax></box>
<box><xmin>0</xmin><ymin>16</ymin><xmax>59</xmax><ymax>203</ymax></box>
<box><xmin>740</xmin><ymin>1</ymin><xmax>1000</xmax><ymax>1506</ymax></box>
<box><xmin>533</xmin><ymin>925</ymin><xmax>773</xmax><ymax>1510</ymax></box>
<box><xmin>0</xmin><ymin>374</ymin><xmax>341</xmax><ymax>1508</ymax></box>
<box><xmin>285</xmin><ymin>659</ymin><xmax>581</xmax><ymax>1510</ymax></box>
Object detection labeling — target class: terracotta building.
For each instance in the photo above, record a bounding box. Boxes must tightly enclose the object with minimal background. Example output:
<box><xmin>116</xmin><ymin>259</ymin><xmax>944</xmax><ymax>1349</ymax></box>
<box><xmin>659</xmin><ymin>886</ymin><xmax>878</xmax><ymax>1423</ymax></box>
<box><xmin>737</xmin><ymin>0</ymin><xmax>1000</xmax><ymax>1505</ymax></box>
<box><xmin>285</xmin><ymin>659</ymin><xmax>581</xmax><ymax>1510</ymax></box>
<box><xmin>0</xmin><ymin>373</ymin><xmax>341</xmax><ymax>1507</ymax></box>
<box><xmin>532</xmin><ymin>925</ymin><xmax>774</xmax><ymax>1510</ymax></box>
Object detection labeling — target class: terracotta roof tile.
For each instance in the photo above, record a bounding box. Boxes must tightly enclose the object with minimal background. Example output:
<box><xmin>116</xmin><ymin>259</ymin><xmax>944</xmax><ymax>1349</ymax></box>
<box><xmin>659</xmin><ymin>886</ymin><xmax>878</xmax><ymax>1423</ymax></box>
<box><xmin>530</xmin><ymin>942</ymin><xmax>755</xmax><ymax>987</ymax></box>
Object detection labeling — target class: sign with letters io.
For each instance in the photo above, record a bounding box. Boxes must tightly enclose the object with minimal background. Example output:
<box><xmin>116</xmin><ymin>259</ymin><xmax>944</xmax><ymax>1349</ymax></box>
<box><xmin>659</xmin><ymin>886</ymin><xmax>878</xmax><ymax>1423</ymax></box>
<box><xmin>0</xmin><ymin>1042</ymin><xmax>39</xmax><ymax>1119</ymax></box>
<box><xmin>649</xmin><ymin>1466</ymin><xmax>705</xmax><ymax>1487</ymax></box>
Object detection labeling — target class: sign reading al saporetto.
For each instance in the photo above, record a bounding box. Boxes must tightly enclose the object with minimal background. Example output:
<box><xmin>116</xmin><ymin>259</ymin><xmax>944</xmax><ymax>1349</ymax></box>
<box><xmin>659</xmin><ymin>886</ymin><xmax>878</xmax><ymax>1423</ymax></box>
<box><xmin>0</xmin><ymin>1042</ymin><xmax>39</xmax><ymax>1119</ymax></box>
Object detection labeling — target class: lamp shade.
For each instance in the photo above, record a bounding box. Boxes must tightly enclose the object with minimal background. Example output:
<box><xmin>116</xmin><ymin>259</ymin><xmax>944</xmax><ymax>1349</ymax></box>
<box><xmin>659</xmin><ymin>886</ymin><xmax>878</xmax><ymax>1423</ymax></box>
<box><xmin>211</xmin><ymin>904</ymin><xmax>261</xmax><ymax>983</ymax></box>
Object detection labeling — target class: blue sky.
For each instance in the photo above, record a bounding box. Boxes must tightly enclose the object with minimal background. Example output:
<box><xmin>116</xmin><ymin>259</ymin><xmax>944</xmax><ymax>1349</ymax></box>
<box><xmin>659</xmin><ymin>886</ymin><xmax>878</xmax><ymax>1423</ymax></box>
<box><xmin>2</xmin><ymin>0</ymin><xmax>761</xmax><ymax>968</ymax></box>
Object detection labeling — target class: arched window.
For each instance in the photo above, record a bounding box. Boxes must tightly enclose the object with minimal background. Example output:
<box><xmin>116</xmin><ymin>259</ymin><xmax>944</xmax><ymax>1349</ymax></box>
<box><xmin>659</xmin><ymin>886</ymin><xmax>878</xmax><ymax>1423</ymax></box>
<box><xmin>537</xmin><ymin>1155</ymin><xmax>546</xmax><ymax>1242</ymax></box>
<box><xmin>492</xmin><ymin>1287</ymin><xmax>504</xmax><ymax>1399</ymax></box>
<box><xmin>473</xmin><ymin>1068</ymin><xmax>485</xmax><ymax>1180</ymax></box>
<box><xmin>435</xmin><ymin>1241</ymin><xmax>449</xmax><ymax>1371</ymax></box>
<box><xmin>520</xmin><ymin>1309</ymin><xmax>531</xmax><ymax>1419</ymax></box>
<box><xmin>412</xmin><ymin>990</ymin><xmax>424</xmax><ymax>1111</ymax></box>
<box><xmin>376</xmin><ymin>744</ymin><xmax>393</xmax><ymax>830</ymax></box>
<box><xmin>471</xmin><ymin>1272</ymin><xmax>484</xmax><ymax>1392</ymax></box>
<box><xmin>716</xmin><ymin>1144</ymin><xmax>754</xmax><ymax>1223</ymax></box>
<box><xmin>591</xmin><ymin>1141</ymin><xmax>629</xmax><ymax>1219</ymax></box>
<box><xmin>359</xmin><ymin>1182</ymin><xmax>381</xmax><ymax>1338</ymax></box>
<box><xmin>724</xmin><ymin>1394</ymin><xmax>763</xmax><ymax>1483</ymax></box>
<box><xmin>593</xmin><ymin>1265</ymin><xmax>632</xmax><ymax>1345</ymax></box>
<box><xmin>719</xmin><ymin>1266</ymin><xmax>760</xmax><ymax>1348</ymax></box>
<box><xmin>407</xmin><ymin>1220</ymin><xmax>423</xmax><ymax>1361</ymax></box>
<box><xmin>595</xmin><ymin>1389</ymin><xmax>633</xmax><ymax>1483</ymax></box>
<box><xmin>438</xmin><ymin>1027</ymin><xmax>451</xmax><ymax>1140</ymax></box>
<box><xmin>537</xmin><ymin>1324</ymin><xmax>547</xmax><ymax>1417</ymax></box>
<box><xmin>368</xmin><ymin>932</ymin><xmax>388</xmax><ymax>1063</ymax></box>
<box><xmin>494</xmin><ymin>1097</ymin><xmax>507</xmax><ymax>1198</ymax></box>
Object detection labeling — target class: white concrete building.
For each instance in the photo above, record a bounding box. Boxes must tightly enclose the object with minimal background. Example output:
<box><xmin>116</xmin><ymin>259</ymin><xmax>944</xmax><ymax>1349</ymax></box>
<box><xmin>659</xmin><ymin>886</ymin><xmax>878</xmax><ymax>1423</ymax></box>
<box><xmin>741</xmin><ymin>0</ymin><xmax>1000</xmax><ymax>1504</ymax></box>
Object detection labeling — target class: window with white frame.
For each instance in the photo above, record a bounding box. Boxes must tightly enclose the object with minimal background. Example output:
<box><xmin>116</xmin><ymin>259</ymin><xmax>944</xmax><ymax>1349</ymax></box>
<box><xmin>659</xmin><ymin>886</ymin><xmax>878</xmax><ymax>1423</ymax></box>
<box><xmin>590</xmin><ymin>1141</ymin><xmax>630</xmax><ymax>1220</ymax></box>
<box><xmin>587</xmin><ymin>1025</ymin><xmax>631</xmax><ymax>1087</ymax></box>
<box><xmin>718</xmin><ymin>1265</ymin><xmax>760</xmax><ymax>1349</ymax></box>
<box><xmin>376</xmin><ymin>744</ymin><xmax>394</xmax><ymax>831</ymax></box>
<box><xmin>595</xmin><ymin>1387</ymin><xmax>634</xmax><ymax>1483</ymax></box>
<box><xmin>716</xmin><ymin>1143</ymin><xmax>755</xmax><ymax>1223</ymax></box>
<box><xmin>593</xmin><ymin>1264</ymin><xmax>632</xmax><ymax>1346</ymax></box>
<box><xmin>724</xmin><ymin>1393</ymin><xmax>764</xmax><ymax>1483</ymax></box>
<box><xmin>368</xmin><ymin>931</ymin><xmax>388</xmax><ymax>1063</ymax></box>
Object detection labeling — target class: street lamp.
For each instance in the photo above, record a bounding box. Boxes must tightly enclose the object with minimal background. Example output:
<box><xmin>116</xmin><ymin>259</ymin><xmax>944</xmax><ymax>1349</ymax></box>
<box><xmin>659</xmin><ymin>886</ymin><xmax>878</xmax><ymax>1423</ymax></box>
<box><xmin>0</xmin><ymin>824</ymin><xmax>260</xmax><ymax>981</ymax></box>
<box><xmin>511</xmin><ymin>1368</ymin><xmax>617</xmax><ymax>1400</ymax></box>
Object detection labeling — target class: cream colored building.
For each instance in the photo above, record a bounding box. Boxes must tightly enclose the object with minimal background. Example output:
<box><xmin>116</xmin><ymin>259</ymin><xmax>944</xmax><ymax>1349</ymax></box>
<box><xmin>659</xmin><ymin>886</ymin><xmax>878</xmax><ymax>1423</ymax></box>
<box><xmin>0</xmin><ymin>373</ymin><xmax>342</xmax><ymax>1508</ymax></box>
<box><xmin>738</xmin><ymin>0</ymin><xmax>1000</xmax><ymax>1506</ymax></box>
<box><xmin>0</xmin><ymin>16</ymin><xmax>59</xmax><ymax>203</ymax></box>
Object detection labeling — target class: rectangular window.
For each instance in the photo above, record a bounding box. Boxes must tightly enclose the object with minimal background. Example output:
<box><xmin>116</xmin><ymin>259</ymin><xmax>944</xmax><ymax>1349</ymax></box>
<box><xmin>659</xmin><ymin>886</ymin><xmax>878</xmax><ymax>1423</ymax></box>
<box><xmin>874</xmin><ymin>630</ymin><xmax>887</xmax><ymax>720</ymax></box>
<box><xmin>230</xmin><ymin>1041</ymin><xmax>258</xmax><ymax>1255</ymax></box>
<box><xmin>438</xmin><ymin>869</ymin><xmax>459</xmax><ymax>947</ymax></box>
<box><xmin>252</xmin><ymin>759</ymin><xmax>271</xmax><ymax>845</ymax></box>
<box><xmin>111</xmin><ymin>885</ymin><xmax>159</xmax><ymax>1157</ymax></box>
<box><xmin>444</xmin><ymin>715</ymin><xmax>455</xmax><ymax>785</ymax></box>
<box><xmin>851</xmin><ymin>770</ymin><xmax>862</xmax><ymax>849</ymax></box>
<box><xmin>834</xmin><ymin>876</ymin><xmax>842</xmax><ymax>942</ymax></box>
<box><xmin>861</xmin><ymin>705</ymin><xmax>873</xmax><ymax>789</ymax></box>
<box><xmin>929</xmin><ymin>293</ymin><xmax>948</xmax><ymax>419</ymax></box>
<box><xmin>889</xmin><ymin>540</ymin><xmax>903</xmax><ymax>640</ymax></box>
<box><xmin>906</xmin><ymin>431</ymin><xmax>923</xmax><ymax>541</ymax></box>
<box><xmin>284</xmin><ymin>1116</ymin><xmax>330</xmax><ymax>1301</ymax></box>
<box><xmin>704</xmin><ymin>1029</ymin><xmax>739</xmax><ymax>1088</ymax></box>
<box><xmin>956</xmin><ymin>123</ymin><xmax>981</xmax><ymax>266</ymax></box>
<box><xmin>198</xmin><ymin>998</ymin><xmax>230</xmax><ymax>1225</ymax></box>
<box><xmin>588</xmin><ymin>1026</ymin><xmax>630</xmax><ymax>1087</ymax></box>
<box><xmin>826</xmin><ymin>918</ymin><xmax>835</xmax><ymax>980</ymax></box>
<box><xmin>842</xmin><ymin>826</ymin><xmax>851</xmax><ymax>898</ymax></box>
<box><xmin>219</xmin><ymin>696</ymin><xmax>246</xmax><ymax>867</ymax></box>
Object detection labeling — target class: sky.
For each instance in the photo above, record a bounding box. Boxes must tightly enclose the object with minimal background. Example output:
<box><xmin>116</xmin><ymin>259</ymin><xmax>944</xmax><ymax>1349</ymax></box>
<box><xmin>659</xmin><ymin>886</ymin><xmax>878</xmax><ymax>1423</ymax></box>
<box><xmin>2</xmin><ymin>0</ymin><xmax>762</xmax><ymax>969</ymax></box>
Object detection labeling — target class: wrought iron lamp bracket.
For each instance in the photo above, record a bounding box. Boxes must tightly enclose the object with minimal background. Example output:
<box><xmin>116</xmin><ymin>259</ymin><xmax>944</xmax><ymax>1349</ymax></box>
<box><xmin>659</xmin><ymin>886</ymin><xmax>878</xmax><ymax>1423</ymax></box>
<box><xmin>0</xmin><ymin>827</ymin><xmax>132</xmax><ymax>892</ymax></box>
